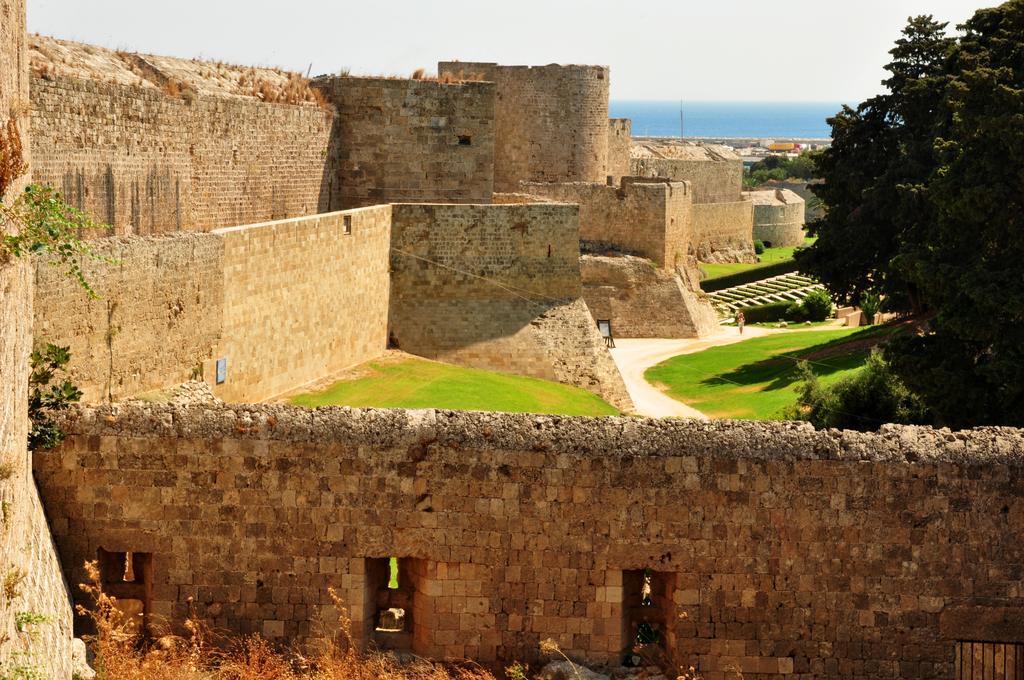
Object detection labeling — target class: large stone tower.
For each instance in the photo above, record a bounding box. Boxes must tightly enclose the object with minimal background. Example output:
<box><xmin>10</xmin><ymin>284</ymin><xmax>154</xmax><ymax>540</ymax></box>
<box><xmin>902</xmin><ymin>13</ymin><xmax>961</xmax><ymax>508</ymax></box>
<box><xmin>438</xmin><ymin>62</ymin><xmax>610</xmax><ymax>192</ymax></box>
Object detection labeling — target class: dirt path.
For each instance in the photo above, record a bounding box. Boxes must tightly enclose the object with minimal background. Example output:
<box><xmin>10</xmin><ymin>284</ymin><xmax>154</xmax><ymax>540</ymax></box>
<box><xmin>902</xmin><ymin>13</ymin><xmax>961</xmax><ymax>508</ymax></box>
<box><xmin>610</xmin><ymin>323</ymin><xmax>845</xmax><ymax>418</ymax></box>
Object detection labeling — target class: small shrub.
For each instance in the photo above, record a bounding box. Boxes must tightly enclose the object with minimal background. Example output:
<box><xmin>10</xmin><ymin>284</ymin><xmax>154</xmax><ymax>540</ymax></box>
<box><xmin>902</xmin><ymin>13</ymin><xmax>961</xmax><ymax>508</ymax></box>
<box><xmin>800</xmin><ymin>289</ymin><xmax>833</xmax><ymax>322</ymax></box>
<box><xmin>3</xmin><ymin>568</ymin><xmax>26</xmax><ymax>602</ymax></box>
<box><xmin>14</xmin><ymin>611</ymin><xmax>51</xmax><ymax>632</ymax></box>
<box><xmin>859</xmin><ymin>290</ymin><xmax>881</xmax><ymax>324</ymax></box>
<box><xmin>0</xmin><ymin>116</ymin><xmax>28</xmax><ymax>197</ymax></box>
<box><xmin>785</xmin><ymin>301</ymin><xmax>806</xmax><ymax>322</ymax></box>
<box><xmin>753</xmin><ymin>240</ymin><xmax>765</xmax><ymax>255</ymax></box>
<box><xmin>786</xmin><ymin>349</ymin><xmax>932</xmax><ymax>430</ymax></box>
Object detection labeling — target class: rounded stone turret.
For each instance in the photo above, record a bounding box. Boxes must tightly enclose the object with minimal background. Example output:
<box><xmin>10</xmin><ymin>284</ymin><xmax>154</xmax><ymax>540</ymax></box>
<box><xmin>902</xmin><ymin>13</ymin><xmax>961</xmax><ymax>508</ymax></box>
<box><xmin>438</xmin><ymin>62</ymin><xmax>610</xmax><ymax>192</ymax></box>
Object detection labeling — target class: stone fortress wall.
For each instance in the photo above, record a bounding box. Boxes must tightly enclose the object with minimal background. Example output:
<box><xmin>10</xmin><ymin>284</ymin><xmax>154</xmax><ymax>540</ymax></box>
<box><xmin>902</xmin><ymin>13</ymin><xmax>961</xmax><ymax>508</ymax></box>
<box><xmin>388</xmin><ymin>203</ymin><xmax>632</xmax><ymax>410</ymax></box>
<box><xmin>35</xmin><ymin>403</ymin><xmax>1024</xmax><ymax>679</ymax></box>
<box><xmin>517</xmin><ymin>178</ymin><xmax>690</xmax><ymax>269</ymax></box>
<box><xmin>0</xmin><ymin>5</ymin><xmax>76</xmax><ymax>676</ymax></box>
<box><xmin>437</xmin><ymin>62</ymin><xmax>610</xmax><ymax>192</ymax></box>
<box><xmin>29</xmin><ymin>37</ymin><xmax>335</xmax><ymax>235</ymax></box>
<box><xmin>313</xmin><ymin>76</ymin><xmax>495</xmax><ymax>210</ymax></box>
<box><xmin>33</xmin><ymin>203</ymin><xmax>631</xmax><ymax>409</ymax></box>
<box><xmin>606</xmin><ymin>118</ymin><xmax>632</xmax><ymax>183</ymax></box>
<box><xmin>746</xmin><ymin>187</ymin><xmax>806</xmax><ymax>247</ymax></box>
<box><xmin>631</xmin><ymin>142</ymin><xmax>755</xmax><ymax>262</ymax></box>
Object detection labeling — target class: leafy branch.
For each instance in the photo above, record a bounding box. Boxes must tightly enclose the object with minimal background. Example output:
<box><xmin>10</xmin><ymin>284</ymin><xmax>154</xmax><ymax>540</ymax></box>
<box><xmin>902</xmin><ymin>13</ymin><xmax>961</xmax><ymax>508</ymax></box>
<box><xmin>1</xmin><ymin>184</ymin><xmax>112</xmax><ymax>298</ymax></box>
<box><xmin>28</xmin><ymin>344</ymin><xmax>83</xmax><ymax>451</ymax></box>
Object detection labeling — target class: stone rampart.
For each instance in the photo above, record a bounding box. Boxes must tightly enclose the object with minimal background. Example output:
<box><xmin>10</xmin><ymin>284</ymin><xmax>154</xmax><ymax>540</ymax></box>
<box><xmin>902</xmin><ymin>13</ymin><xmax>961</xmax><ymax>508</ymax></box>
<box><xmin>690</xmin><ymin>200</ymin><xmax>755</xmax><ymax>263</ymax></box>
<box><xmin>388</xmin><ymin>203</ymin><xmax>631</xmax><ymax>410</ymax></box>
<box><xmin>438</xmin><ymin>62</ymin><xmax>609</xmax><ymax>192</ymax></box>
<box><xmin>34</xmin><ymin>403</ymin><xmax>1024</xmax><ymax>678</ymax></box>
<box><xmin>630</xmin><ymin>151</ymin><xmax>743</xmax><ymax>205</ymax></box>
<box><xmin>606</xmin><ymin>119</ymin><xmax>632</xmax><ymax>183</ymax></box>
<box><xmin>747</xmin><ymin>188</ymin><xmax>806</xmax><ymax>247</ymax></box>
<box><xmin>314</xmin><ymin>76</ymin><xmax>495</xmax><ymax>209</ymax></box>
<box><xmin>213</xmin><ymin>207</ymin><xmax>391</xmax><ymax>402</ymax></box>
<box><xmin>581</xmin><ymin>256</ymin><xmax>718</xmax><ymax>338</ymax></box>
<box><xmin>34</xmin><ymin>208</ymin><xmax>390</xmax><ymax>404</ymax></box>
<box><xmin>30</xmin><ymin>74</ymin><xmax>334</xmax><ymax>235</ymax></box>
<box><xmin>0</xmin><ymin>2</ymin><xmax>75</xmax><ymax>675</ymax></box>
<box><xmin>519</xmin><ymin>178</ymin><xmax>691</xmax><ymax>269</ymax></box>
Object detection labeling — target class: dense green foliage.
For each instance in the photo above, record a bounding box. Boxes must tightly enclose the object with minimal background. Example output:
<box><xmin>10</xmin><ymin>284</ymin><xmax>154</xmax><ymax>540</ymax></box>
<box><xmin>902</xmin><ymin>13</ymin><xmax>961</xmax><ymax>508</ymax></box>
<box><xmin>753</xmin><ymin>240</ymin><xmax>765</xmax><ymax>255</ymax></box>
<box><xmin>646</xmin><ymin>327</ymin><xmax>888</xmax><ymax>419</ymax></box>
<box><xmin>28</xmin><ymin>344</ymin><xmax>82</xmax><ymax>451</ymax></box>
<box><xmin>799</xmin><ymin>289</ymin><xmax>834</xmax><ymax>322</ymax></box>
<box><xmin>786</xmin><ymin>349</ymin><xmax>932</xmax><ymax>430</ymax></box>
<box><xmin>797</xmin><ymin>2</ymin><xmax>1024</xmax><ymax>427</ymax></box>
<box><xmin>745</xmin><ymin>153</ymin><xmax>819</xmax><ymax>187</ymax></box>
<box><xmin>737</xmin><ymin>301</ymin><xmax>792</xmax><ymax>324</ymax></box>
<box><xmin>1</xmin><ymin>184</ymin><xmax>107</xmax><ymax>297</ymax></box>
<box><xmin>291</xmin><ymin>358</ymin><xmax>619</xmax><ymax>416</ymax></box>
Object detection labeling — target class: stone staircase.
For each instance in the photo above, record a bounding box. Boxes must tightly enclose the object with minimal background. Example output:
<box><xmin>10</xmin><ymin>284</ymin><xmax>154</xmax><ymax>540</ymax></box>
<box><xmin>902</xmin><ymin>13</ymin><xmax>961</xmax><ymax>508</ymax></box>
<box><xmin>706</xmin><ymin>272</ymin><xmax>825</xmax><ymax>317</ymax></box>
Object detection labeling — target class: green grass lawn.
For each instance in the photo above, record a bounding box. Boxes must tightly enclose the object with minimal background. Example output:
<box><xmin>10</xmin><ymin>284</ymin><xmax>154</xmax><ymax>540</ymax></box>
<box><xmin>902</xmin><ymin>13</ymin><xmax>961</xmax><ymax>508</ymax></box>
<box><xmin>645</xmin><ymin>326</ymin><xmax>892</xmax><ymax>420</ymax></box>
<box><xmin>290</xmin><ymin>357</ymin><xmax>619</xmax><ymax>416</ymax></box>
<box><xmin>700</xmin><ymin>236</ymin><xmax>816</xmax><ymax>282</ymax></box>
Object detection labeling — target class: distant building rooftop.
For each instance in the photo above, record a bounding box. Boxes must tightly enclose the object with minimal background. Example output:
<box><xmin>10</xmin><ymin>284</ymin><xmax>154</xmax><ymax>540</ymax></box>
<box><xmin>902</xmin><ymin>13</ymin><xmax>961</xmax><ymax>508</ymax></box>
<box><xmin>631</xmin><ymin>140</ymin><xmax>741</xmax><ymax>163</ymax></box>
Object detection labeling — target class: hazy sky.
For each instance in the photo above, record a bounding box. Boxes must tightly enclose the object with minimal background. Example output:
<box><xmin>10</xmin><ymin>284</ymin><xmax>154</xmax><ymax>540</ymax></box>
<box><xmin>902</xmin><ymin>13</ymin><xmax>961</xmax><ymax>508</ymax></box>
<box><xmin>28</xmin><ymin>0</ymin><xmax>988</xmax><ymax>103</ymax></box>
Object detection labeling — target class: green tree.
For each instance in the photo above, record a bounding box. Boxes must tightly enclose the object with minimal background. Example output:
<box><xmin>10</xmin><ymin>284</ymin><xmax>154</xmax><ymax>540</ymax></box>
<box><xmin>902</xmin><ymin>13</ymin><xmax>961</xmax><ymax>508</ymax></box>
<box><xmin>796</xmin><ymin>15</ymin><xmax>953</xmax><ymax>309</ymax></box>
<box><xmin>888</xmin><ymin>1</ymin><xmax>1024</xmax><ymax>426</ymax></box>
<box><xmin>797</xmin><ymin>2</ymin><xmax>1024</xmax><ymax>427</ymax></box>
<box><xmin>27</xmin><ymin>344</ymin><xmax>82</xmax><ymax>451</ymax></box>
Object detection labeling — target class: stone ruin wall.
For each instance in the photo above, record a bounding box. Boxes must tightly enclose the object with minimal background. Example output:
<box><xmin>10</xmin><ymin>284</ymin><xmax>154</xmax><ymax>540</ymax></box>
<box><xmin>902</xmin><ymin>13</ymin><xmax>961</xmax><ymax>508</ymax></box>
<box><xmin>518</xmin><ymin>178</ymin><xmax>690</xmax><ymax>270</ymax></box>
<box><xmin>314</xmin><ymin>76</ymin><xmax>495</xmax><ymax>210</ymax></box>
<box><xmin>606</xmin><ymin>119</ymin><xmax>632</xmax><ymax>183</ymax></box>
<box><xmin>388</xmin><ymin>203</ymin><xmax>631</xmax><ymax>411</ymax></box>
<box><xmin>34</xmin><ymin>402</ymin><xmax>1024</xmax><ymax>679</ymax></box>
<box><xmin>213</xmin><ymin>207</ymin><xmax>392</xmax><ymax>402</ymax></box>
<box><xmin>30</xmin><ymin>74</ymin><xmax>334</xmax><ymax>235</ymax></box>
<box><xmin>747</xmin><ymin>188</ymin><xmax>806</xmax><ymax>248</ymax></box>
<box><xmin>580</xmin><ymin>256</ymin><xmax>719</xmax><ymax>338</ymax></box>
<box><xmin>438</xmin><ymin>62</ymin><xmax>609</xmax><ymax>192</ymax></box>
<box><xmin>0</xmin><ymin>1</ymin><xmax>75</xmax><ymax>674</ymax></box>
<box><xmin>33</xmin><ymin>208</ymin><xmax>391</xmax><ymax>404</ymax></box>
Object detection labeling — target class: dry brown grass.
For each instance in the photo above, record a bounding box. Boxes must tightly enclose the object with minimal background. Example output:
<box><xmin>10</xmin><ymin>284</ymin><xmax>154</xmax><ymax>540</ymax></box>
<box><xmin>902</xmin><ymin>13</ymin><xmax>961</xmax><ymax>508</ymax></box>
<box><xmin>77</xmin><ymin>561</ymin><xmax>498</xmax><ymax>680</ymax></box>
<box><xmin>0</xmin><ymin>115</ymin><xmax>28</xmax><ymax>198</ymax></box>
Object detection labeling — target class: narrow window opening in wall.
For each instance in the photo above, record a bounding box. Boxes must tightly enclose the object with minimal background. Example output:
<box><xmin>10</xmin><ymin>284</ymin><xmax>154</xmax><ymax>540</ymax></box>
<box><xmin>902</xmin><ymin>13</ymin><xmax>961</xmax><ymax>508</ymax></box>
<box><xmin>343</xmin><ymin>215</ymin><xmax>352</xmax><ymax>235</ymax></box>
<box><xmin>366</xmin><ymin>557</ymin><xmax>421</xmax><ymax>652</ymax></box>
<box><xmin>547</xmin><ymin>244</ymin><xmax>552</xmax><ymax>258</ymax></box>
<box><xmin>458</xmin><ymin>135</ymin><xmax>472</xmax><ymax>146</ymax></box>
<box><xmin>956</xmin><ymin>641</ymin><xmax>1024</xmax><ymax>679</ymax></box>
<box><xmin>622</xmin><ymin>569</ymin><xmax>677</xmax><ymax>667</ymax></box>
<box><xmin>97</xmin><ymin>548</ymin><xmax>154</xmax><ymax>636</ymax></box>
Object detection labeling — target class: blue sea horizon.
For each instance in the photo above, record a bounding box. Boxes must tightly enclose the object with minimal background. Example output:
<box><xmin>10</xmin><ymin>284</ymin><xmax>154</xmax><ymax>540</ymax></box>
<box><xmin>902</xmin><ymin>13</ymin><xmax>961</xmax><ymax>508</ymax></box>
<box><xmin>610</xmin><ymin>100</ymin><xmax>846</xmax><ymax>140</ymax></box>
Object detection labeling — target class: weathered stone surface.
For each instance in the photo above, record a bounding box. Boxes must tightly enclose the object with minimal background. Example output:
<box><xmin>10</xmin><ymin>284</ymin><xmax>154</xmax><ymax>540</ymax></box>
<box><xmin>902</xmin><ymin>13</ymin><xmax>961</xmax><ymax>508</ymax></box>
<box><xmin>33</xmin><ymin>402</ymin><xmax>1024</xmax><ymax>677</ymax></box>
<box><xmin>581</xmin><ymin>255</ymin><xmax>718</xmax><ymax>338</ymax></box>
<box><xmin>0</xmin><ymin>3</ymin><xmax>75</xmax><ymax>675</ymax></box>
<box><xmin>746</xmin><ymin>188</ymin><xmax>806</xmax><ymax>248</ymax></box>
<box><xmin>438</xmin><ymin>63</ymin><xmax>610</xmax><ymax>192</ymax></box>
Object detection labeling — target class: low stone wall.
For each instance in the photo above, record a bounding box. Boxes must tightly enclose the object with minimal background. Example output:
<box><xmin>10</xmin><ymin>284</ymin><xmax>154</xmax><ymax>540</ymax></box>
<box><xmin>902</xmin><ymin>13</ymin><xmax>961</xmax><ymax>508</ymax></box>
<box><xmin>690</xmin><ymin>200</ymin><xmax>755</xmax><ymax>263</ymax></box>
<box><xmin>581</xmin><ymin>255</ymin><xmax>718</xmax><ymax>338</ymax></box>
<box><xmin>35</xmin><ymin>403</ymin><xmax>1024</xmax><ymax>678</ymax></box>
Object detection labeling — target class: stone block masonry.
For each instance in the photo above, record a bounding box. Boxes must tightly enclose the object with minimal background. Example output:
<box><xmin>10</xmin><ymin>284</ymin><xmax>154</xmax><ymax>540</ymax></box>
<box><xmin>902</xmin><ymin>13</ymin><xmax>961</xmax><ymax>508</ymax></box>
<box><xmin>213</xmin><ymin>206</ymin><xmax>392</xmax><ymax>402</ymax></box>
<box><xmin>314</xmin><ymin>76</ymin><xmax>496</xmax><ymax>210</ymax></box>
<box><xmin>35</xmin><ymin>403</ymin><xmax>1024</xmax><ymax>678</ymax></box>
<box><xmin>606</xmin><ymin>119</ymin><xmax>632</xmax><ymax>183</ymax></box>
<box><xmin>388</xmin><ymin>203</ymin><xmax>631</xmax><ymax>411</ymax></box>
<box><xmin>30</xmin><ymin>74</ymin><xmax>334</xmax><ymax>235</ymax></box>
<box><xmin>438</xmin><ymin>62</ymin><xmax>610</xmax><ymax>192</ymax></box>
<box><xmin>747</xmin><ymin>188</ymin><xmax>806</xmax><ymax>247</ymax></box>
<box><xmin>519</xmin><ymin>178</ymin><xmax>691</xmax><ymax>270</ymax></box>
<box><xmin>0</xmin><ymin>2</ymin><xmax>75</xmax><ymax>676</ymax></box>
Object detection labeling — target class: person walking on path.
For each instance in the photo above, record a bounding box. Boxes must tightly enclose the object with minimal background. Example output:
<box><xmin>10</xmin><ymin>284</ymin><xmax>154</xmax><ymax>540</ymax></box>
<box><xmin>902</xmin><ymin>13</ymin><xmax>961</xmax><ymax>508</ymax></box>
<box><xmin>737</xmin><ymin>310</ymin><xmax>745</xmax><ymax>335</ymax></box>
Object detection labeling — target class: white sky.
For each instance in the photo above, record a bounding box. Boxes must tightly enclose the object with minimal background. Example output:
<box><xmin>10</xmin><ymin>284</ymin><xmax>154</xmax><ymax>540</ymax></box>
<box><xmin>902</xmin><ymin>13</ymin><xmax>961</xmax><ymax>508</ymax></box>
<box><xmin>28</xmin><ymin>0</ymin><xmax>987</xmax><ymax>102</ymax></box>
